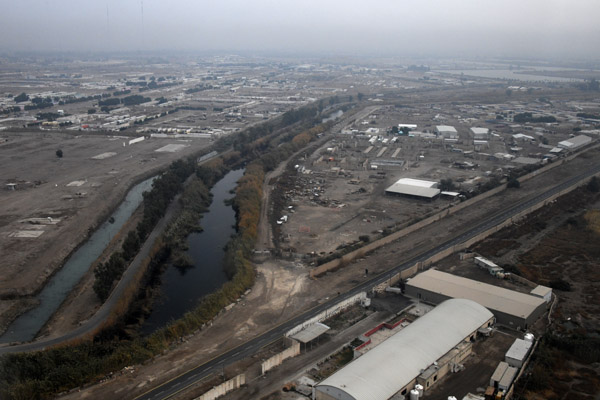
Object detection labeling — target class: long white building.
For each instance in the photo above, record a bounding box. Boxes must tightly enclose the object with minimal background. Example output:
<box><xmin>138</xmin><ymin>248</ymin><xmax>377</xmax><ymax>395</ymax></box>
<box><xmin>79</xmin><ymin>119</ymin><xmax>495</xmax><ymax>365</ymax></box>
<box><xmin>313</xmin><ymin>299</ymin><xmax>494</xmax><ymax>400</ymax></box>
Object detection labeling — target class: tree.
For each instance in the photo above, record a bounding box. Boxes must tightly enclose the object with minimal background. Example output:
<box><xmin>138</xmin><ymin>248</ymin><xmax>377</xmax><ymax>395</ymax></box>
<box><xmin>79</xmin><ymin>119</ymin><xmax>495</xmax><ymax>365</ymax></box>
<box><xmin>507</xmin><ymin>178</ymin><xmax>520</xmax><ymax>188</ymax></box>
<box><xmin>357</xmin><ymin>92</ymin><xmax>364</xmax><ymax>101</ymax></box>
<box><xmin>87</xmin><ymin>108</ymin><xmax>96</xmax><ymax>114</ymax></box>
<box><xmin>14</xmin><ymin>92</ymin><xmax>29</xmax><ymax>102</ymax></box>
<box><xmin>439</xmin><ymin>178</ymin><xmax>456</xmax><ymax>191</ymax></box>
<box><xmin>121</xmin><ymin>230</ymin><xmax>140</xmax><ymax>260</ymax></box>
<box><xmin>587</xmin><ymin>176</ymin><xmax>600</xmax><ymax>193</ymax></box>
<box><xmin>391</xmin><ymin>126</ymin><xmax>399</xmax><ymax>134</ymax></box>
<box><xmin>55</xmin><ymin>149</ymin><xmax>63</xmax><ymax>158</ymax></box>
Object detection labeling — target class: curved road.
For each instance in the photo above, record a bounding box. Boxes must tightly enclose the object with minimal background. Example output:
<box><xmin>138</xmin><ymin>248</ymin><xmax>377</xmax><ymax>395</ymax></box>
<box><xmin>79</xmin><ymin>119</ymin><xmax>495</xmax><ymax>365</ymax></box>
<box><xmin>135</xmin><ymin>162</ymin><xmax>600</xmax><ymax>400</ymax></box>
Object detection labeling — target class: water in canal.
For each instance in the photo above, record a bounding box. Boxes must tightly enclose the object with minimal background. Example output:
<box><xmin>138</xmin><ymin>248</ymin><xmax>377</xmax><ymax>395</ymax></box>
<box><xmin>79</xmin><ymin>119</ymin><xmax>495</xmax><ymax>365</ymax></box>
<box><xmin>0</xmin><ymin>177</ymin><xmax>155</xmax><ymax>343</ymax></box>
<box><xmin>140</xmin><ymin>168</ymin><xmax>244</xmax><ymax>335</ymax></box>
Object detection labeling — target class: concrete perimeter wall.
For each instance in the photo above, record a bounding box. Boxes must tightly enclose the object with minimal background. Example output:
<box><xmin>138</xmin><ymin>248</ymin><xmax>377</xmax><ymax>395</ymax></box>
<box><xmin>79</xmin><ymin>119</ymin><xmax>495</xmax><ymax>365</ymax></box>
<box><xmin>285</xmin><ymin>292</ymin><xmax>367</xmax><ymax>337</ymax></box>
<box><xmin>310</xmin><ymin>145</ymin><xmax>599</xmax><ymax>279</ymax></box>
<box><xmin>195</xmin><ymin>374</ymin><xmax>245</xmax><ymax>400</ymax></box>
<box><xmin>261</xmin><ymin>341</ymin><xmax>301</xmax><ymax>375</ymax></box>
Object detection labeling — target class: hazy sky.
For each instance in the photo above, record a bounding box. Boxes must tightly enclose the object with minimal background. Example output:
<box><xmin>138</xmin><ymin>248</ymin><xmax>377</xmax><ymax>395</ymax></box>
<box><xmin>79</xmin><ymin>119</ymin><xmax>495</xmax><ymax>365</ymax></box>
<box><xmin>1</xmin><ymin>0</ymin><xmax>599</xmax><ymax>59</ymax></box>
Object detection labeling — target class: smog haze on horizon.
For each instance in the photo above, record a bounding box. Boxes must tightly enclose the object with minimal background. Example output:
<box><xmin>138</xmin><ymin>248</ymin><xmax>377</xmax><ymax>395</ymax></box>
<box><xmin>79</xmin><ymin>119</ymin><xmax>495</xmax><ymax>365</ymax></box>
<box><xmin>1</xmin><ymin>0</ymin><xmax>600</xmax><ymax>59</ymax></box>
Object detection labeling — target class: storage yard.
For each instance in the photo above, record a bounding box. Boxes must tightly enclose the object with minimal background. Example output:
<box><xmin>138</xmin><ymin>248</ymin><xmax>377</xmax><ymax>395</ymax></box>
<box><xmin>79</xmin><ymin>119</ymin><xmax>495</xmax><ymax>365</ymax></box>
<box><xmin>270</xmin><ymin>99</ymin><xmax>598</xmax><ymax>260</ymax></box>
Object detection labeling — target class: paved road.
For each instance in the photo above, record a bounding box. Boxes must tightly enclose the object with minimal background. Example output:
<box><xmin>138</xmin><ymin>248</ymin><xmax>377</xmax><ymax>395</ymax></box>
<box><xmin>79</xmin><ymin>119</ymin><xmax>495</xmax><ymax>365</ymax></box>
<box><xmin>135</xmin><ymin>163</ymin><xmax>600</xmax><ymax>400</ymax></box>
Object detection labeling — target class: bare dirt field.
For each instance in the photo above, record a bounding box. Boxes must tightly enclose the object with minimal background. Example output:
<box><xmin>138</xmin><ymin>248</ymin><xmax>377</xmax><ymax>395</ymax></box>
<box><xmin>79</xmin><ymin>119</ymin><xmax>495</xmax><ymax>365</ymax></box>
<box><xmin>0</xmin><ymin>130</ymin><xmax>211</xmax><ymax>332</ymax></box>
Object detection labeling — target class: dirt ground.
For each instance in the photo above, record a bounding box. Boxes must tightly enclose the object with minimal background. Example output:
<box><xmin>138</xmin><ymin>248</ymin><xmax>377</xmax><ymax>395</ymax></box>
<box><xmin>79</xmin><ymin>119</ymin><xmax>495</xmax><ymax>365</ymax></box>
<box><xmin>0</xmin><ymin>130</ymin><xmax>211</xmax><ymax>333</ymax></box>
<box><xmin>57</xmin><ymin>143</ymin><xmax>600</xmax><ymax>399</ymax></box>
<box><xmin>271</xmin><ymin>97</ymin><xmax>590</xmax><ymax>257</ymax></box>
<box><xmin>426</xmin><ymin>330</ymin><xmax>518</xmax><ymax>400</ymax></box>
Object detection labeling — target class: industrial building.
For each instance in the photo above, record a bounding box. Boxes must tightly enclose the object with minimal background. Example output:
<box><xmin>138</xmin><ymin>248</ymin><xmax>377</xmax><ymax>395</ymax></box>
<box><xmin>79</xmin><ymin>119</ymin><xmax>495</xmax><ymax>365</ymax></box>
<box><xmin>385</xmin><ymin>178</ymin><xmax>440</xmax><ymax>200</ymax></box>
<box><xmin>558</xmin><ymin>134</ymin><xmax>592</xmax><ymax>150</ymax></box>
<box><xmin>404</xmin><ymin>269</ymin><xmax>547</xmax><ymax>329</ymax></box>
<box><xmin>313</xmin><ymin>299</ymin><xmax>494</xmax><ymax>400</ymax></box>
<box><xmin>470</xmin><ymin>127</ymin><xmax>489</xmax><ymax>140</ymax></box>
<box><xmin>435</xmin><ymin>125</ymin><xmax>458</xmax><ymax>139</ymax></box>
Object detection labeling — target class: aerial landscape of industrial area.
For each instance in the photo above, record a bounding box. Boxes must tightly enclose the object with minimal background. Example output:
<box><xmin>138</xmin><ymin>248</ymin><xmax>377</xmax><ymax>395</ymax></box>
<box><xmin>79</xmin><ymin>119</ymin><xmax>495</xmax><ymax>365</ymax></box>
<box><xmin>1</xmin><ymin>2</ymin><xmax>599</xmax><ymax>400</ymax></box>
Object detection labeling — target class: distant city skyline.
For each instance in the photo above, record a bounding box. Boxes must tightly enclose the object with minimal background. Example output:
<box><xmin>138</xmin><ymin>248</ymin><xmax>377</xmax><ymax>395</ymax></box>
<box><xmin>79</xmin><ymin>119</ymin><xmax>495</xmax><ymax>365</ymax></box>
<box><xmin>1</xmin><ymin>0</ymin><xmax>599</xmax><ymax>60</ymax></box>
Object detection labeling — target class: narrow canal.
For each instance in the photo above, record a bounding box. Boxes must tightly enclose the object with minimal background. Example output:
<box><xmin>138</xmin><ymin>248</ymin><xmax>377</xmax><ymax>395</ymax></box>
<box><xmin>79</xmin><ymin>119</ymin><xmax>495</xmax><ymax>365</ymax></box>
<box><xmin>0</xmin><ymin>177</ymin><xmax>155</xmax><ymax>343</ymax></box>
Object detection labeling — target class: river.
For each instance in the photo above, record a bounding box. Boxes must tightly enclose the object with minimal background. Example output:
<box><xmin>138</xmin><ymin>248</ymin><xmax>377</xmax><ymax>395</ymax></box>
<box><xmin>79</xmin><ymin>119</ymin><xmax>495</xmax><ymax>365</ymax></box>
<box><xmin>0</xmin><ymin>177</ymin><xmax>155</xmax><ymax>344</ymax></box>
<box><xmin>140</xmin><ymin>168</ymin><xmax>244</xmax><ymax>335</ymax></box>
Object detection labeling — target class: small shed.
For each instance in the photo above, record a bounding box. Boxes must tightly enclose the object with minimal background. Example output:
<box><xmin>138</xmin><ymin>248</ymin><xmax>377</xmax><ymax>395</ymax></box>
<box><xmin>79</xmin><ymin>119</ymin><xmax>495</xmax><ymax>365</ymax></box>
<box><xmin>471</xmin><ymin>127</ymin><xmax>490</xmax><ymax>140</ymax></box>
<box><xmin>505</xmin><ymin>338</ymin><xmax>532</xmax><ymax>368</ymax></box>
<box><xmin>530</xmin><ymin>285</ymin><xmax>552</xmax><ymax>304</ymax></box>
<box><xmin>490</xmin><ymin>361</ymin><xmax>509</xmax><ymax>388</ymax></box>
<box><xmin>290</xmin><ymin>322</ymin><xmax>330</xmax><ymax>349</ymax></box>
<box><xmin>498</xmin><ymin>366</ymin><xmax>518</xmax><ymax>391</ymax></box>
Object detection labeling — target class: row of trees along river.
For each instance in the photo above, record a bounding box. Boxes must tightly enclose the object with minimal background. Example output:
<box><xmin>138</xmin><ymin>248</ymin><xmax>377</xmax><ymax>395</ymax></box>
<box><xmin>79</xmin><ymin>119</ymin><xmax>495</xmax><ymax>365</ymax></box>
<box><xmin>0</xmin><ymin>98</ymin><xmax>354</xmax><ymax>399</ymax></box>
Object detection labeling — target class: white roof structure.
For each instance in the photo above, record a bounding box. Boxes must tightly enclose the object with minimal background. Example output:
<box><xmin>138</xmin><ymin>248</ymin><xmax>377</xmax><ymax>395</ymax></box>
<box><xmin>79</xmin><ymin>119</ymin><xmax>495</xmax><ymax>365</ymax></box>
<box><xmin>505</xmin><ymin>338</ymin><xmax>533</xmax><ymax>363</ymax></box>
<box><xmin>290</xmin><ymin>323</ymin><xmax>330</xmax><ymax>343</ymax></box>
<box><xmin>558</xmin><ymin>135</ymin><xmax>592</xmax><ymax>150</ymax></box>
<box><xmin>470</xmin><ymin>127</ymin><xmax>489</xmax><ymax>135</ymax></box>
<box><xmin>395</xmin><ymin>178</ymin><xmax>437</xmax><ymax>188</ymax></box>
<box><xmin>530</xmin><ymin>285</ymin><xmax>552</xmax><ymax>298</ymax></box>
<box><xmin>315</xmin><ymin>299</ymin><xmax>493</xmax><ymax>400</ymax></box>
<box><xmin>406</xmin><ymin>269</ymin><xmax>545</xmax><ymax>320</ymax></box>
<box><xmin>436</xmin><ymin>125</ymin><xmax>457</xmax><ymax>133</ymax></box>
<box><xmin>513</xmin><ymin>133</ymin><xmax>534</xmax><ymax>140</ymax></box>
<box><xmin>385</xmin><ymin>178</ymin><xmax>440</xmax><ymax>199</ymax></box>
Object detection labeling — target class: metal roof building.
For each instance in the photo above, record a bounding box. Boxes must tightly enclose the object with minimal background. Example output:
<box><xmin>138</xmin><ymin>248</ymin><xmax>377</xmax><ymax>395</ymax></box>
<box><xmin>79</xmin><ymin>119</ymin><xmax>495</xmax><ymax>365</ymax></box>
<box><xmin>470</xmin><ymin>127</ymin><xmax>490</xmax><ymax>140</ymax></box>
<box><xmin>385</xmin><ymin>178</ymin><xmax>440</xmax><ymax>200</ymax></box>
<box><xmin>405</xmin><ymin>269</ymin><xmax>547</xmax><ymax>329</ymax></box>
<box><xmin>558</xmin><ymin>134</ymin><xmax>592</xmax><ymax>150</ymax></box>
<box><xmin>436</xmin><ymin>125</ymin><xmax>458</xmax><ymax>138</ymax></box>
<box><xmin>313</xmin><ymin>299</ymin><xmax>494</xmax><ymax>400</ymax></box>
<box><xmin>505</xmin><ymin>338</ymin><xmax>533</xmax><ymax>368</ymax></box>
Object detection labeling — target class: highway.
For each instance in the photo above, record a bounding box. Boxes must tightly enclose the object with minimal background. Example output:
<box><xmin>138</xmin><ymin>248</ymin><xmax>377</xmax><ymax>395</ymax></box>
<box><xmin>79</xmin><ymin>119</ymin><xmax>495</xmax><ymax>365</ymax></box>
<box><xmin>136</xmin><ymin>163</ymin><xmax>600</xmax><ymax>400</ymax></box>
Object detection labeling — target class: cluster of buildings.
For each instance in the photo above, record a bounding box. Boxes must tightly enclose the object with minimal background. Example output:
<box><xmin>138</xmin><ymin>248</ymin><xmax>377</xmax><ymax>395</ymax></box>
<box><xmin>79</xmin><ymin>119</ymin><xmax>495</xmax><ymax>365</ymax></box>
<box><xmin>311</xmin><ymin>267</ymin><xmax>551</xmax><ymax>400</ymax></box>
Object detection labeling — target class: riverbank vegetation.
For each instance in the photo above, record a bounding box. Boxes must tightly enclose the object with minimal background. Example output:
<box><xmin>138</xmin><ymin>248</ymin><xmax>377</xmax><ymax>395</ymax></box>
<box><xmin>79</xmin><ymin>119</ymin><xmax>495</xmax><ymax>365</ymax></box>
<box><xmin>0</xmin><ymin>100</ymin><xmax>349</xmax><ymax>399</ymax></box>
<box><xmin>93</xmin><ymin>158</ymin><xmax>197</xmax><ymax>302</ymax></box>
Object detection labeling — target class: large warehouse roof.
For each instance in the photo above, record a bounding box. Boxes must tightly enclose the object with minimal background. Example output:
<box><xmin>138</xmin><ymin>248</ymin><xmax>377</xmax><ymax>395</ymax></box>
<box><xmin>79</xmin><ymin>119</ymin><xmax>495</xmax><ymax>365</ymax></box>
<box><xmin>558</xmin><ymin>134</ymin><xmax>592</xmax><ymax>150</ymax></box>
<box><xmin>315</xmin><ymin>299</ymin><xmax>493</xmax><ymax>400</ymax></box>
<box><xmin>385</xmin><ymin>178</ymin><xmax>440</xmax><ymax>199</ymax></box>
<box><xmin>406</xmin><ymin>269</ymin><xmax>545</xmax><ymax>320</ymax></box>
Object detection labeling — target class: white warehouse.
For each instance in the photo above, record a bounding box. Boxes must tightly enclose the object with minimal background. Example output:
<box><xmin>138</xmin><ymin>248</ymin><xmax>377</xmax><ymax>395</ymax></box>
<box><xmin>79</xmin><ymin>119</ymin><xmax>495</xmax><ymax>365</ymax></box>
<box><xmin>435</xmin><ymin>125</ymin><xmax>458</xmax><ymax>139</ymax></box>
<box><xmin>313</xmin><ymin>299</ymin><xmax>495</xmax><ymax>400</ymax></box>
<box><xmin>385</xmin><ymin>178</ymin><xmax>441</xmax><ymax>200</ymax></box>
<box><xmin>470</xmin><ymin>127</ymin><xmax>490</xmax><ymax>140</ymax></box>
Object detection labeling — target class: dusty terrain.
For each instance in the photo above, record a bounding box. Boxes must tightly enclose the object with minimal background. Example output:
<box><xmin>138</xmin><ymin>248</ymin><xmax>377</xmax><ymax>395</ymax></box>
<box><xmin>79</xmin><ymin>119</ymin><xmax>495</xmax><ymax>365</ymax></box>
<box><xmin>268</xmin><ymin>99</ymin><xmax>594</xmax><ymax>258</ymax></box>
<box><xmin>56</xmin><ymin>142</ymin><xmax>600</xmax><ymax>399</ymax></box>
<box><xmin>0</xmin><ymin>130</ymin><xmax>211</xmax><ymax>332</ymax></box>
